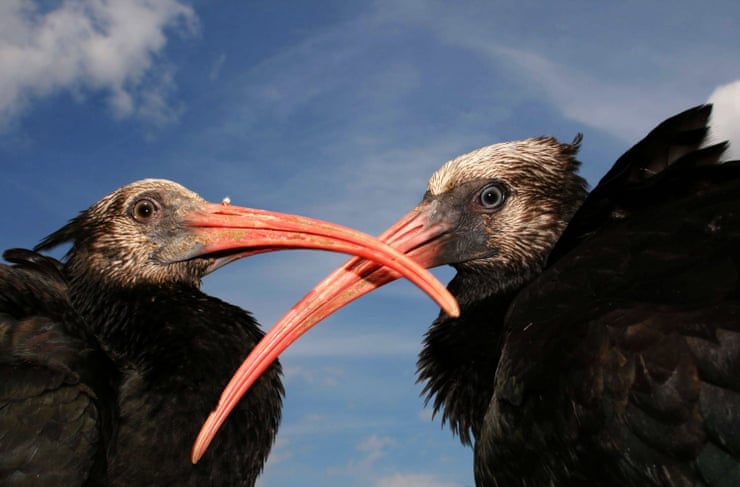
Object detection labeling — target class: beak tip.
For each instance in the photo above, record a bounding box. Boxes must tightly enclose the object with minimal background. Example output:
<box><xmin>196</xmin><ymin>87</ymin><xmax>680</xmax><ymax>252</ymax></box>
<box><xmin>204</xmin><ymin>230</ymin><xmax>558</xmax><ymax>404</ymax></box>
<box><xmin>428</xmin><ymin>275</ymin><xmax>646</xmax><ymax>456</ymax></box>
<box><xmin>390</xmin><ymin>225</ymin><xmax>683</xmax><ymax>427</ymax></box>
<box><xmin>191</xmin><ymin>446</ymin><xmax>204</xmax><ymax>464</ymax></box>
<box><xmin>191</xmin><ymin>427</ymin><xmax>211</xmax><ymax>464</ymax></box>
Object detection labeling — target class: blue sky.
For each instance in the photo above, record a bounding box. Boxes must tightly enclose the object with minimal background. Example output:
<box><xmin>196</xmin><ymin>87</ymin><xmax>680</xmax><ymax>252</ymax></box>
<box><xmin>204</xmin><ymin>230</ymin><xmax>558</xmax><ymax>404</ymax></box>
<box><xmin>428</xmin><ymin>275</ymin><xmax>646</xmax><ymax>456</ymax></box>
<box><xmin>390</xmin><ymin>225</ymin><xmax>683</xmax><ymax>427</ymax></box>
<box><xmin>2</xmin><ymin>2</ymin><xmax>740</xmax><ymax>486</ymax></box>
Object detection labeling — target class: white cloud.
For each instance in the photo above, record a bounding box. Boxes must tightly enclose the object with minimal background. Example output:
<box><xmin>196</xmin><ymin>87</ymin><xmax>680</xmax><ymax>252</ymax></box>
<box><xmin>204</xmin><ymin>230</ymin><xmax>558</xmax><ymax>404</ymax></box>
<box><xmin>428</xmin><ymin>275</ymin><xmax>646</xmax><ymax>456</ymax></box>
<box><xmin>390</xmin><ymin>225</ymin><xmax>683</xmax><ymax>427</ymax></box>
<box><xmin>482</xmin><ymin>52</ymin><xmax>740</xmax><ymax>152</ymax></box>
<box><xmin>357</xmin><ymin>434</ymin><xmax>396</xmax><ymax>465</ymax></box>
<box><xmin>489</xmin><ymin>46</ymin><xmax>695</xmax><ymax>142</ymax></box>
<box><xmin>373</xmin><ymin>473</ymin><xmax>463</xmax><ymax>487</ymax></box>
<box><xmin>706</xmin><ymin>79</ymin><xmax>740</xmax><ymax>161</ymax></box>
<box><xmin>0</xmin><ymin>0</ymin><xmax>196</xmax><ymax>128</ymax></box>
<box><xmin>283</xmin><ymin>364</ymin><xmax>346</xmax><ymax>387</ymax></box>
<box><xmin>326</xmin><ymin>434</ymin><xmax>397</xmax><ymax>478</ymax></box>
<box><xmin>417</xmin><ymin>407</ymin><xmax>435</xmax><ymax>422</ymax></box>
<box><xmin>368</xmin><ymin>1</ymin><xmax>740</xmax><ymax>144</ymax></box>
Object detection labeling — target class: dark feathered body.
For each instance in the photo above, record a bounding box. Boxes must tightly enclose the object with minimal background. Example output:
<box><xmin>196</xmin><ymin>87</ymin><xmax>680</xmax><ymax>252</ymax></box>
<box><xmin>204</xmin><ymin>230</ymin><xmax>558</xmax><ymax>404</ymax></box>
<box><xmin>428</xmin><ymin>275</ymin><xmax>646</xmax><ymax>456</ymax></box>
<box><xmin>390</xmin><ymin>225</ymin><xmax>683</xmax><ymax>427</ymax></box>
<box><xmin>0</xmin><ymin>252</ymin><xmax>282</xmax><ymax>486</ymax></box>
<box><xmin>0</xmin><ymin>250</ymin><xmax>115</xmax><ymax>486</ymax></box>
<box><xmin>0</xmin><ymin>180</ymin><xmax>284</xmax><ymax>486</ymax></box>
<box><xmin>416</xmin><ymin>105</ymin><xmax>740</xmax><ymax>485</ymax></box>
<box><xmin>480</xmin><ymin>158</ymin><xmax>740</xmax><ymax>485</ymax></box>
<box><xmin>72</xmin><ymin>279</ymin><xmax>282</xmax><ymax>486</ymax></box>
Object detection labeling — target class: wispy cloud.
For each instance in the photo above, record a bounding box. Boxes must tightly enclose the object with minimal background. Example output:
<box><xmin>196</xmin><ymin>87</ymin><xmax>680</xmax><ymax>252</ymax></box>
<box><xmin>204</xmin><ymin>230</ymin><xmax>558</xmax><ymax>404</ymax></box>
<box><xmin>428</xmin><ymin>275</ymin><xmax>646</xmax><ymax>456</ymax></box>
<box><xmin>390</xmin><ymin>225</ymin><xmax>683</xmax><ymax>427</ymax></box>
<box><xmin>0</xmin><ymin>0</ymin><xmax>196</xmax><ymax>128</ymax></box>
<box><xmin>209</xmin><ymin>53</ymin><xmax>226</xmax><ymax>81</ymax></box>
<box><xmin>350</xmin><ymin>435</ymin><xmax>469</xmax><ymax>487</ymax></box>
<box><xmin>370</xmin><ymin>0</ymin><xmax>740</xmax><ymax>142</ymax></box>
<box><xmin>325</xmin><ymin>434</ymin><xmax>396</xmax><ymax>478</ymax></box>
<box><xmin>417</xmin><ymin>407</ymin><xmax>435</xmax><ymax>422</ymax></box>
<box><xmin>356</xmin><ymin>434</ymin><xmax>396</xmax><ymax>465</ymax></box>
<box><xmin>217</xmin><ymin>21</ymin><xmax>374</xmax><ymax>129</ymax></box>
<box><xmin>489</xmin><ymin>46</ymin><xmax>697</xmax><ymax>142</ymax></box>
<box><xmin>283</xmin><ymin>364</ymin><xmax>346</xmax><ymax>387</ymax></box>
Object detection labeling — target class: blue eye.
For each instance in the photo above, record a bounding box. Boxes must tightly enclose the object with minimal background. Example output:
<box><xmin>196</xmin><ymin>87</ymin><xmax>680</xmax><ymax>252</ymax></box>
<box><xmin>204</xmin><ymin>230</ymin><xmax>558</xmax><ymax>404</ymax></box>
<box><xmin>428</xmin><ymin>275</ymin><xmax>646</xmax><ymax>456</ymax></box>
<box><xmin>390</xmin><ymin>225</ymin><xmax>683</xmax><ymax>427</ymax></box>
<box><xmin>479</xmin><ymin>184</ymin><xmax>506</xmax><ymax>209</ymax></box>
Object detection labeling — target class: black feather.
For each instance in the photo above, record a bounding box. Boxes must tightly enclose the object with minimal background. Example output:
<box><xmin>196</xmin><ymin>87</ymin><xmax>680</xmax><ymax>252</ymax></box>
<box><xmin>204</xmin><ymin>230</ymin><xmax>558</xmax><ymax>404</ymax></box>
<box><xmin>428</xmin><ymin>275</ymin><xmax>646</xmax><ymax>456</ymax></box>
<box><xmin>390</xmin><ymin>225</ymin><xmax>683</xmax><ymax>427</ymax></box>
<box><xmin>416</xmin><ymin>104</ymin><xmax>740</xmax><ymax>486</ymax></box>
<box><xmin>1</xmin><ymin>180</ymin><xmax>284</xmax><ymax>486</ymax></box>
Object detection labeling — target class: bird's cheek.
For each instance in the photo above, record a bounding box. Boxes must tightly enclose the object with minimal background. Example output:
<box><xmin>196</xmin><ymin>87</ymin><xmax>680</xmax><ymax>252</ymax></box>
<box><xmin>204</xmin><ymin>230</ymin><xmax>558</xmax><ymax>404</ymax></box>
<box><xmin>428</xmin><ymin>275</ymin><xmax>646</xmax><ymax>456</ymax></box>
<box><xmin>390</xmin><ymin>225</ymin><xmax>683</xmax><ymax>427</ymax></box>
<box><xmin>458</xmin><ymin>218</ymin><xmax>498</xmax><ymax>261</ymax></box>
<box><xmin>433</xmin><ymin>230</ymin><xmax>495</xmax><ymax>266</ymax></box>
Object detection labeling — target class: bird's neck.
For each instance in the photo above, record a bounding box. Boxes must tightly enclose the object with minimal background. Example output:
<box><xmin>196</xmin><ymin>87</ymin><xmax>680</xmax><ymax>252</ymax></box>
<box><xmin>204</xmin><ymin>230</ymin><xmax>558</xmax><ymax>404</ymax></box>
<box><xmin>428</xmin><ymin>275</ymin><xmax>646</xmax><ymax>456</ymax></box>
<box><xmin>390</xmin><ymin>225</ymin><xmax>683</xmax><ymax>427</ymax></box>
<box><xmin>417</xmin><ymin>270</ymin><xmax>524</xmax><ymax>446</ymax></box>
<box><xmin>67</xmin><ymin>272</ymin><xmax>191</xmax><ymax>364</ymax></box>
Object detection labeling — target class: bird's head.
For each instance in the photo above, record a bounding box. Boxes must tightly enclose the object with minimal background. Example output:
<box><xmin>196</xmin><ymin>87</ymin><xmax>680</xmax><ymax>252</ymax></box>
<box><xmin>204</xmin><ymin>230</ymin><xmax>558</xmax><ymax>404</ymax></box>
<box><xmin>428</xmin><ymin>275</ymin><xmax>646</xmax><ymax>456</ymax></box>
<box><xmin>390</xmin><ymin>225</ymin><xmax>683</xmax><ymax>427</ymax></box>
<box><xmin>33</xmin><ymin>179</ymin><xmax>458</xmax><ymax>315</ymax></box>
<box><xmin>37</xmin><ymin>179</ymin><xmax>216</xmax><ymax>287</ymax></box>
<box><xmin>413</xmin><ymin>135</ymin><xmax>588</xmax><ymax>286</ymax></box>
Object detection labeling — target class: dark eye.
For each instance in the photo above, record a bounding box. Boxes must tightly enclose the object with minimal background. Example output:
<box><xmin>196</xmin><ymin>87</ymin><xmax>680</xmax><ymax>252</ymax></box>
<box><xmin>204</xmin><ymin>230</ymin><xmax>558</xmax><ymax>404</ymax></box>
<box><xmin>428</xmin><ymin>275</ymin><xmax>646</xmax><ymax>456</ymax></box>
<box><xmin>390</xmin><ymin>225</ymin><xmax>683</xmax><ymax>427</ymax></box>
<box><xmin>132</xmin><ymin>199</ymin><xmax>159</xmax><ymax>222</ymax></box>
<box><xmin>478</xmin><ymin>184</ymin><xmax>506</xmax><ymax>209</ymax></box>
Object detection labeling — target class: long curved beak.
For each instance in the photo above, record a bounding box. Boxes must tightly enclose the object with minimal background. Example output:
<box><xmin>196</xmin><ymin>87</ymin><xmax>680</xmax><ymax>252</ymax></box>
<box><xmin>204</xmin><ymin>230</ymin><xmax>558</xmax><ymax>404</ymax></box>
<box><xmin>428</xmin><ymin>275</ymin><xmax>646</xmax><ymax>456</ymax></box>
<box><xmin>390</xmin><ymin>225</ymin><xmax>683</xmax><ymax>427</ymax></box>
<box><xmin>192</xmin><ymin>201</ymin><xmax>457</xmax><ymax>463</ymax></box>
<box><xmin>174</xmin><ymin>203</ymin><xmax>457</xmax><ymax>314</ymax></box>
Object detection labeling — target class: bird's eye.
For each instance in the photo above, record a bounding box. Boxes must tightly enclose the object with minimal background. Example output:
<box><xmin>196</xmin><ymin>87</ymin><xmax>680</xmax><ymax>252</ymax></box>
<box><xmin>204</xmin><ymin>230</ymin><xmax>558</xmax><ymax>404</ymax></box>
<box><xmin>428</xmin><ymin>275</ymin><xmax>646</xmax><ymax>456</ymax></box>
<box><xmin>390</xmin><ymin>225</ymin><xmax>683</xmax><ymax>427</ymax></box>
<box><xmin>132</xmin><ymin>199</ymin><xmax>159</xmax><ymax>223</ymax></box>
<box><xmin>478</xmin><ymin>184</ymin><xmax>506</xmax><ymax>209</ymax></box>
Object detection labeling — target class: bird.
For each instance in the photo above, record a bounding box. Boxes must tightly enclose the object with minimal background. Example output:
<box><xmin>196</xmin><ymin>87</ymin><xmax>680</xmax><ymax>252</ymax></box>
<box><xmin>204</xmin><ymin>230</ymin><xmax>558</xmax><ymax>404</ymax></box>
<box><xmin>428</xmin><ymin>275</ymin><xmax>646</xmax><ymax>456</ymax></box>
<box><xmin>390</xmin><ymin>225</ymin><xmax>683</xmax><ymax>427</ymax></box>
<box><xmin>197</xmin><ymin>104</ymin><xmax>740</xmax><ymax>486</ymax></box>
<box><xmin>0</xmin><ymin>178</ymin><xmax>456</xmax><ymax>486</ymax></box>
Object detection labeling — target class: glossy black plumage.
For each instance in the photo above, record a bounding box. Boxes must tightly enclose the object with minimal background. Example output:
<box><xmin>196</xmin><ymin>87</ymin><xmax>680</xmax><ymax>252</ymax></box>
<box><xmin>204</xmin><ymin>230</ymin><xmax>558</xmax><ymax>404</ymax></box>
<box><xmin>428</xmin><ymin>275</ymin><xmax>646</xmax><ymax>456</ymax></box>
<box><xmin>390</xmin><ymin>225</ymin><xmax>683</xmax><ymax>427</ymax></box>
<box><xmin>0</xmin><ymin>181</ymin><xmax>283</xmax><ymax>486</ymax></box>
<box><xmin>0</xmin><ymin>249</ymin><xmax>116</xmax><ymax>486</ymax></box>
<box><xmin>416</xmin><ymin>105</ymin><xmax>740</xmax><ymax>485</ymax></box>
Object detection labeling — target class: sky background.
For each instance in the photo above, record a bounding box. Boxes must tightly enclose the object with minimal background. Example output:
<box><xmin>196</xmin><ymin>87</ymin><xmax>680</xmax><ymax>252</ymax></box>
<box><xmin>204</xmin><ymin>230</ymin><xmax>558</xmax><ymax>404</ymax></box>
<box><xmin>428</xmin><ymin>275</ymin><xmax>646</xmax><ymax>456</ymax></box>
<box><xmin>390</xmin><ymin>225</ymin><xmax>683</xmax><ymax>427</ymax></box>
<box><xmin>2</xmin><ymin>2</ymin><xmax>740</xmax><ymax>486</ymax></box>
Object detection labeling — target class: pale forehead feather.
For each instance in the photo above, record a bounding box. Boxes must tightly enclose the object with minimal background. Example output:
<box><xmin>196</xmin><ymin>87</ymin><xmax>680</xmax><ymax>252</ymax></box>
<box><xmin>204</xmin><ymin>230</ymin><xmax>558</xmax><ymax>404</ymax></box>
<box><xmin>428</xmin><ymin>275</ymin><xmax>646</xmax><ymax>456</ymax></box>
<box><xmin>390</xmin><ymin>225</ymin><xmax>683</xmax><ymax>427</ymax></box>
<box><xmin>427</xmin><ymin>137</ymin><xmax>566</xmax><ymax>195</ymax></box>
<box><xmin>90</xmin><ymin>178</ymin><xmax>204</xmax><ymax>214</ymax></box>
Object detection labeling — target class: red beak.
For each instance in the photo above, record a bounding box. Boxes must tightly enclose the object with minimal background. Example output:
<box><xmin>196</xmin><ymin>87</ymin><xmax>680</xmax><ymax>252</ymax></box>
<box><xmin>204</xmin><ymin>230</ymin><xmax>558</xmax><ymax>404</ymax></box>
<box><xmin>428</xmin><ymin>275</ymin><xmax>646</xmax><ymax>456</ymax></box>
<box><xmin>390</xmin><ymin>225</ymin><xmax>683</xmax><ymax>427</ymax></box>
<box><xmin>170</xmin><ymin>202</ymin><xmax>453</xmax><ymax>306</ymax></box>
<box><xmin>191</xmin><ymin>201</ymin><xmax>457</xmax><ymax>463</ymax></box>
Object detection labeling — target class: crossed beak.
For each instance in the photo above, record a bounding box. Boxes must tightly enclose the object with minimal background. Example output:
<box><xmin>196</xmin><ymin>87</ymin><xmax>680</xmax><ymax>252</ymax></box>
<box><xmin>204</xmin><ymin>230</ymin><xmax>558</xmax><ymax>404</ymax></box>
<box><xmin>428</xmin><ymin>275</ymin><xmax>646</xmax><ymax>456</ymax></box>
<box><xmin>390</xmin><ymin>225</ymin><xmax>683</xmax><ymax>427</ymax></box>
<box><xmin>191</xmin><ymin>200</ymin><xmax>458</xmax><ymax>462</ymax></box>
